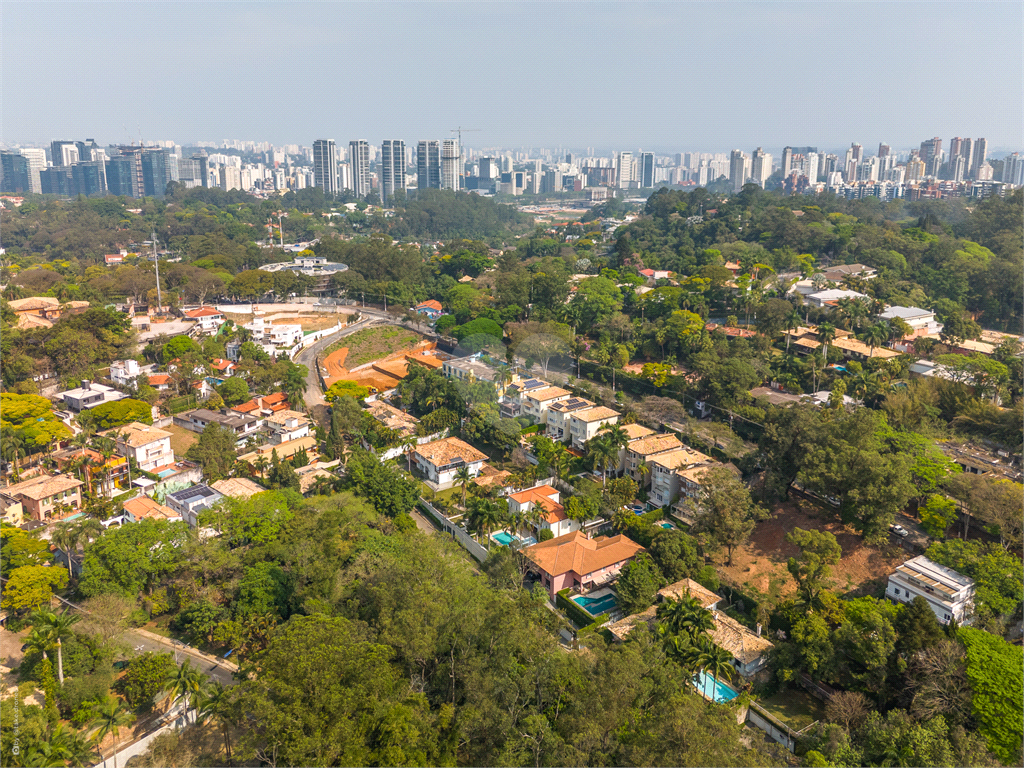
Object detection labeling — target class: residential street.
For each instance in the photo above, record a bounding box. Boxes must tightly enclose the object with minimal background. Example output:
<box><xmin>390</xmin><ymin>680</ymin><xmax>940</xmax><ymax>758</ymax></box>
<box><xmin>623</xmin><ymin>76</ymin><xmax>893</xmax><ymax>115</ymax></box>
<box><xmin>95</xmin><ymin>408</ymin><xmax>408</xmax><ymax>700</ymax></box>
<box><xmin>293</xmin><ymin>316</ymin><xmax>375</xmax><ymax>407</ymax></box>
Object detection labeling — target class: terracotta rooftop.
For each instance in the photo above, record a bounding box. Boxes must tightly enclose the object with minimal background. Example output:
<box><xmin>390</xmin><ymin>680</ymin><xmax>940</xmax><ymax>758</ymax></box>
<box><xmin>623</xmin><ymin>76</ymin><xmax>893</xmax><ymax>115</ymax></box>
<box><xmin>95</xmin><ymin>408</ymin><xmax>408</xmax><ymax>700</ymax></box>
<box><xmin>123</xmin><ymin>495</ymin><xmax>178</xmax><ymax>520</ymax></box>
<box><xmin>572</xmin><ymin>406</ymin><xmax>620</xmax><ymax>423</ymax></box>
<box><xmin>366</xmin><ymin>401</ymin><xmax>420</xmax><ymax>436</ymax></box>
<box><xmin>265</xmin><ymin>409</ymin><xmax>310</xmax><ymax>426</ymax></box>
<box><xmin>16</xmin><ymin>314</ymin><xmax>53</xmax><ymax>329</ymax></box>
<box><xmin>413</xmin><ymin>437</ymin><xmax>487</xmax><ymax>467</ymax></box>
<box><xmin>525</xmin><ymin>386</ymin><xmax>571</xmax><ymax>402</ymax></box>
<box><xmin>103</xmin><ymin>422</ymin><xmax>172</xmax><ymax>447</ymax></box>
<box><xmin>831</xmin><ymin>337</ymin><xmax>899</xmax><ymax>359</ymax></box>
<box><xmin>8</xmin><ymin>296</ymin><xmax>60</xmax><ymax>312</ymax></box>
<box><xmin>210</xmin><ymin>359</ymin><xmax>234</xmax><ymax>371</ymax></box>
<box><xmin>708</xmin><ymin>609</ymin><xmax>775</xmax><ymax>664</ymax></box>
<box><xmin>6</xmin><ymin>474</ymin><xmax>83</xmax><ymax>501</ymax></box>
<box><xmin>211</xmin><ymin>477</ymin><xmax>267</xmax><ymax>499</ymax></box>
<box><xmin>416</xmin><ymin>299</ymin><xmax>443</xmax><ymax>311</ymax></box>
<box><xmin>184</xmin><ymin>306</ymin><xmax>223</xmax><ymax>318</ymax></box>
<box><xmin>508</xmin><ymin>485</ymin><xmax>565</xmax><ymax>522</ymax></box>
<box><xmin>659</xmin><ymin>578</ymin><xmax>721</xmax><ymax>608</ymax></box>
<box><xmin>648</xmin><ymin>447</ymin><xmax>711</xmax><ymax>471</ymax></box>
<box><xmin>232</xmin><ymin>392</ymin><xmax>289</xmax><ymax>414</ymax></box>
<box><xmin>297</xmin><ymin>468</ymin><xmax>336</xmax><ymax>494</ymax></box>
<box><xmin>524</xmin><ymin>530</ymin><xmax>644</xmax><ymax>577</ymax></box>
<box><xmin>627</xmin><ymin>433</ymin><xmax>682</xmax><ymax>456</ymax></box>
<box><xmin>622</xmin><ymin>424</ymin><xmax>655</xmax><ymax>440</ymax></box>
<box><xmin>148</xmin><ymin>373</ymin><xmax>171</xmax><ymax>385</ymax></box>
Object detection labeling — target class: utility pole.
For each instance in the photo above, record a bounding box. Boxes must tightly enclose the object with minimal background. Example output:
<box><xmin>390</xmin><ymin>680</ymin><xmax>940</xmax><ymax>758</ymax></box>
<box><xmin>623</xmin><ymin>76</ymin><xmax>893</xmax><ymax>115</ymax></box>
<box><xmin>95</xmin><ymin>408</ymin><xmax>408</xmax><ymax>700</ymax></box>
<box><xmin>278</xmin><ymin>213</ymin><xmax>284</xmax><ymax>247</ymax></box>
<box><xmin>152</xmin><ymin>231</ymin><xmax>162</xmax><ymax>311</ymax></box>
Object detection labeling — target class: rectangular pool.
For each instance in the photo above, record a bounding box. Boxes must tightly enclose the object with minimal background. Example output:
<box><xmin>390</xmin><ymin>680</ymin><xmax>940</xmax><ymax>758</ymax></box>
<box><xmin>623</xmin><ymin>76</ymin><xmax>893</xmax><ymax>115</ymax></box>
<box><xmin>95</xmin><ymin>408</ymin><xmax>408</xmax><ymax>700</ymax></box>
<box><xmin>156</xmin><ymin>468</ymin><xmax>177</xmax><ymax>478</ymax></box>
<box><xmin>572</xmin><ymin>592</ymin><xmax>617</xmax><ymax>616</ymax></box>
<box><xmin>492</xmin><ymin>531</ymin><xmax>518</xmax><ymax>546</ymax></box>
<box><xmin>693</xmin><ymin>670</ymin><xmax>739</xmax><ymax>702</ymax></box>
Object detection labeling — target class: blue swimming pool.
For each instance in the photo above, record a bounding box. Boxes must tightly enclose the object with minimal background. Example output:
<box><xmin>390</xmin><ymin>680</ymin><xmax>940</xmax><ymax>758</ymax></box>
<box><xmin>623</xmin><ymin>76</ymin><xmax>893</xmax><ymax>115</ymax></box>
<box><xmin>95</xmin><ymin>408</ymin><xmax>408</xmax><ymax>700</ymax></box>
<box><xmin>693</xmin><ymin>670</ymin><xmax>739</xmax><ymax>702</ymax></box>
<box><xmin>572</xmin><ymin>592</ymin><xmax>617</xmax><ymax>616</ymax></box>
<box><xmin>493</xmin><ymin>531</ymin><xmax>518</xmax><ymax>546</ymax></box>
<box><xmin>64</xmin><ymin>512</ymin><xmax>84</xmax><ymax>521</ymax></box>
<box><xmin>156</xmin><ymin>468</ymin><xmax>177</xmax><ymax>478</ymax></box>
<box><xmin>660</xmin><ymin>522</ymin><xmax>675</xmax><ymax>530</ymax></box>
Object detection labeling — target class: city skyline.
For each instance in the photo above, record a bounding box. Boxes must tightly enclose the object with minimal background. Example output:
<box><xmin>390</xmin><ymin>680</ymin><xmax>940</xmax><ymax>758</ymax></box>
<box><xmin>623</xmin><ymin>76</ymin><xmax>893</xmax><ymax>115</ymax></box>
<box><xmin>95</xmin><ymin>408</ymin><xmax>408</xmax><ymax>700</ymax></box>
<box><xmin>3</xmin><ymin>1</ymin><xmax>1020</xmax><ymax>151</ymax></box>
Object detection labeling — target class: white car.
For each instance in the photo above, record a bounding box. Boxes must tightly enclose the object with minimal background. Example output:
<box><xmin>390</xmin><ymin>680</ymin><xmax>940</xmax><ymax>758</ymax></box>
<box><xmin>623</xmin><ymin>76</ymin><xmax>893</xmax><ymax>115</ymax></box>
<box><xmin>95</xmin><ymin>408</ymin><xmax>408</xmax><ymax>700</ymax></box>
<box><xmin>890</xmin><ymin>524</ymin><xmax>909</xmax><ymax>537</ymax></box>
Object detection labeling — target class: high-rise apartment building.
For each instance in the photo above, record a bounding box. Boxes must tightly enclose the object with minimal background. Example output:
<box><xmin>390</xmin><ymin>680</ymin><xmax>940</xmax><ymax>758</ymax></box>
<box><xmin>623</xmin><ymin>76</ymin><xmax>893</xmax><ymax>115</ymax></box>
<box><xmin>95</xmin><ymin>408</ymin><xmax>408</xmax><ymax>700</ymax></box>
<box><xmin>920</xmin><ymin>137</ymin><xmax>942</xmax><ymax>176</ymax></box>
<box><xmin>971</xmin><ymin>138</ymin><xmax>987</xmax><ymax>179</ymax></box>
<box><xmin>751</xmin><ymin>147</ymin><xmax>772</xmax><ymax>187</ymax></box>
<box><xmin>639</xmin><ymin>152</ymin><xmax>655</xmax><ymax>188</ymax></box>
<box><xmin>1002</xmin><ymin>152</ymin><xmax>1024</xmax><ymax>186</ymax></box>
<box><xmin>878</xmin><ymin>143</ymin><xmax>890</xmax><ymax>158</ymax></box>
<box><xmin>781</xmin><ymin>146</ymin><xmax>794</xmax><ymax>177</ymax></box>
<box><xmin>349</xmin><ymin>140</ymin><xmax>371</xmax><ymax>196</ymax></box>
<box><xmin>220</xmin><ymin>165</ymin><xmax>241</xmax><ymax>191</ymax></box>
<box><xmin>417</xmin><ymin>140</ymin><xmax>441</xmax><ymax>189</ymax></box>
<box><xmin>441</xmin><ymin>139</ymin><xmax>460</xmax><ymax>190</ymax></box>
<box><xmin>906</xmin><ymin>155</ymin><xmax>926</xmax><ymax>182</ymax></box>
<box><xmin>479</xmin><ymin>157</ymin><xmax>497</xmax><ymax>180</ymax></box>
<box><xmin>850</xmin><ymin>143</ymin><xmax>864</xmax><ymax>164</ymax></box>
<box><xmin>729</xmin><ymin>150</ymin><xmax>750</xmax><ymax>192</ymax></box>
<box><xmin>542</xmin><ymin>169</ymin><xmax>563</xmax><ymax>194</ymax></box>
<box><xmin>141</xmin><ymin>149</ymin><xmax>169</xmax><ymax>198</ymax></box>
<box><xmin>380</xmin><ymin>140</ymin><xmax>405</xmax><ymax>204</ymax></box>
<box><xmin>312</xmin><ymin>139</ymin><xmax>339</xmax><ymax>195</ymax></box>
<box><xmin>50</xmin><ymin>141</ymin><xmax>79</xmax><ymax>167</ymax></box>
<box><xmin>617</xmin><ymin>151</ymin><xmax>633</xmax><ymax>189</ymax></box>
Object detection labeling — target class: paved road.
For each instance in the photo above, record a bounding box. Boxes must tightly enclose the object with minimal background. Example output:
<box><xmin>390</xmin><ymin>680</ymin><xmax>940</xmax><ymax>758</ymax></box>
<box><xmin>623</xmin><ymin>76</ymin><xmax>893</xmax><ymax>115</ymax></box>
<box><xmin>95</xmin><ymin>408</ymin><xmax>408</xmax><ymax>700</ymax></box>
<box><xmin>293</xmin><ymin>317</ymin><xmax>376</xmax><ymax>407</ymax></box>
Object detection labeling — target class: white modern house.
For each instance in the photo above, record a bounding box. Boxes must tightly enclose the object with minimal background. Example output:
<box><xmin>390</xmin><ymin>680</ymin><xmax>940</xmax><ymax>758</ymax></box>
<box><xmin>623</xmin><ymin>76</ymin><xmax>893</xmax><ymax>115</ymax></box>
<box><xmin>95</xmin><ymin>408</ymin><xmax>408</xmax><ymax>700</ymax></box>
<box><xmin>244</xmin><ymin>317</ymin><xmax>304</xmax><ymax>348</ymax></box>
<box><xmin>110</xmin><ymin>359</ymin><xmax>143</xmax><ymax>388</ymax></box>
<box><xmin>183</xmin><ymin>306</ymin><xmax>226</xmax><ymax>335</ymax></box>
<box><xmin>264</xmin><ymin>409</ymin><xmax>312</xmax><ymax>445</ymax></box>
<box><xmin>886</xmin><ymin>555</ymin><xmax>975</xmax><ymax>625</ymax></box>
<box><xmin>880</xmin><ymin>305</ymin><xmax>944</xmax><ymax>342</ymax></box>
<box><xmin>58</xmin><ymin>380</ymin><xmax>127</xmax><ymax>412</ymax></box>
<box><xmin>103</xmin><ymin>422</ymin><xmax>175</xmax><ymax>472</ymax></box>
<box><xmin>165</xmin><ymin>484</ymin><xmax>224</xmax><ymax>528</ymax></box>
<box><xmin>544</xmin><ymin>397</ymin><xmax>596</xmax><ymax>443</ymax></box>
<box><xmin>804</xmin><ymin>289</ymin><xmax>869</xmax><ymax>309</ymax></box>
<box><xmin>568</xmin><ymin>406</ymin><xmax>620</xmax><ymax>450</ymax></box>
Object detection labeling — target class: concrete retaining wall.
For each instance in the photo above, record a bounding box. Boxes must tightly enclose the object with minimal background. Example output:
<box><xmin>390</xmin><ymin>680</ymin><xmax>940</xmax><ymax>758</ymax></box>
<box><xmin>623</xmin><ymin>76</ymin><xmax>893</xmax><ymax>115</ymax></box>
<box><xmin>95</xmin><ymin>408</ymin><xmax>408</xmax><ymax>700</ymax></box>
<box><xmin>418</xmin><ymin>498</ymin><xmax>489</xmax><ymax>562</ymax></box>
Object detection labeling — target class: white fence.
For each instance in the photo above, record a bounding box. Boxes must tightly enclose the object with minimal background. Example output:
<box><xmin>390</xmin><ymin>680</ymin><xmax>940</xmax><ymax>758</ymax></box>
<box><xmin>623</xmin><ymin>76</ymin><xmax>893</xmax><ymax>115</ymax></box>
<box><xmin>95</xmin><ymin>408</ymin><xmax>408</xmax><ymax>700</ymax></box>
<box><xmin>418</xmin><ymin>498</ymin><xmax>489</xmax><ymax>562</ymax></box>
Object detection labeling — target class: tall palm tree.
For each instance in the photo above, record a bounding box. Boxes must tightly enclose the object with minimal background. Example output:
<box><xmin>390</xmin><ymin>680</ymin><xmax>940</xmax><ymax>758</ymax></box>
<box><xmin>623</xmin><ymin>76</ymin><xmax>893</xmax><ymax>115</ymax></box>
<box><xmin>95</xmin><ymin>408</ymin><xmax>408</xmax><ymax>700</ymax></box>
<box><xmin>598</xmin><ymin>421</ymin><xmax>630</xmax><ymax>453</ymax></box>
<box><xmin>635</xmin><ymin>460</ymin><xmax>652</xmax><ymax>488</ymax></box>
<box><xmin>196</xmin><ymin>681</ymin><xmax>236</xmax><ymax>764</ymax></box>
<box><xmin>23</xmin><ymin>626</ymin><xmax>53</xmax><ymax>662</ymax></box>
<box><xmin>51</xmin><ymin>522</ymin><xmax>80</xmax><ymax>580</ymax></box>
<box><xmin>88</xmin><ymin>696</ymin><xmax>136</xmax><ymax>768</ymax></box>
<box><xmin>253</xmin><ymin>455</ymin><xmax>269</xmax><ymax>479</ymax></box>
<box><xmin>858</xmin><ymin>322</ymin><xmax>889</xmax><ymax>359</ymax></box>
<box><xmin>817</xmin><ymin>323</ymin><xmax>837</xmax><ymax>365</ymax></box>
<box><xmin>467</xmin><ymin>497</ymin><xmax>504</xmax><ymax>549</ymax></box>
<box><xmin>1</xmin><ymin>433</ymin><xmax>27</xmax><ymax>482</ymax></box>
<box><xmin>784</xmin><ymin>307</ymin><xmax>803</xmax><ymax>353</ymax></box>
<box><xmin>30</xmin><ymin>607</ymin><xmax>81</xmax><ymax>684</ymax></box>
<box><xmin>697</xmin><ymin>644</ymin><xmax>736</xmax><ymax>705</ymax></box>
<box><xmin>454</xmin><ymin>465</ymin><xmax>472</xmax><ymax>508</ymax></box>
<box><xmin>550</xmin><ymin>444</ymin><xmax>571</xmax><ymax>483</ymax></box>
<box><xmin>587</xmin><ymin>435</ymin><xmax>618</xmax><ymax>489</ymax></box>
<box><xmin>163</xmin><ymin>659</ymin><xmax>205</xmax><ymax>725</ymax></box>
<box><xmin>21</xmin><ymin>741</ymin><xmax>68</xmax><ymax>768</ymax></box>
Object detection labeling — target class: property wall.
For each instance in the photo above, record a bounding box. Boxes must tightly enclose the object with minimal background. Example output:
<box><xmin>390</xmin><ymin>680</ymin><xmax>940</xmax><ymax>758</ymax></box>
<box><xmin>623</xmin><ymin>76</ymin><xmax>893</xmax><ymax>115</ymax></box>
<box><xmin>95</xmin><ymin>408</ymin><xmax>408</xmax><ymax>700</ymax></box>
<box><xmin>746</xmin><ymin>702</ymin><xmax>797</xmax><ymax>753</ymax></box>
<box><xmin>418</xmin><ymin>498</ymin><xmax>489</xmax><ymax>563</ymax></box>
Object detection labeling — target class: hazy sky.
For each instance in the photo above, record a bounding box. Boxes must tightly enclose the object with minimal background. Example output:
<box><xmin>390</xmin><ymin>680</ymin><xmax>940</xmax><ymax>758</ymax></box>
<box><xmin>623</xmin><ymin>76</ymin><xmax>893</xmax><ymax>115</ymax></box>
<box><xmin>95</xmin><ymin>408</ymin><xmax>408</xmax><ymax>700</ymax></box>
<box><xmin>3</xmin><ymin>1</ymin><xmax>1021</xmax><ymax>153</ymax></box>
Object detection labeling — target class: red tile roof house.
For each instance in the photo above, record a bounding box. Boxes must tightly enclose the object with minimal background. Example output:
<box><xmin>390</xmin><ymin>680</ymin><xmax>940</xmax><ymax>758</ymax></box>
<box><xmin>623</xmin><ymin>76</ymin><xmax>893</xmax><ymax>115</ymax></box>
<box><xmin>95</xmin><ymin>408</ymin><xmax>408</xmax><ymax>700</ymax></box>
<box><xmin>210</xmin><ymin>358</ymin><xmax>236</xmax><ymax>376</ymax></box>
<box><xmin>414</xmin><ymin>299</ymin><xmax>445</xmax><ymax>319</ymax></box>
<box><xmin>182</xmin><ymin>306</ymin><xmax>225</xmax><ymax>335</ymax></box>
<box><xmin>508</xmin><ymin>484</ymin><xmax>576</xmax><ymax>539</ymax></box>
<box><xmin>524</xmin><ymin>530</ymin><xmax>645</xmax><ymax>599</ymax></box>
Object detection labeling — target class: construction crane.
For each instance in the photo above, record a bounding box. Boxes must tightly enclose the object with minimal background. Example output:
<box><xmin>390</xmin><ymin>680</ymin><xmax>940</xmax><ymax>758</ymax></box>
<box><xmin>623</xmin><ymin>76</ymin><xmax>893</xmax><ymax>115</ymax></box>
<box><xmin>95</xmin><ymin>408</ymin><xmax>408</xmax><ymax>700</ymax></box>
<box><xmin>449</xmin><ymin>126</ymin><xmax>481</xmax><ymax>148</ymax></box>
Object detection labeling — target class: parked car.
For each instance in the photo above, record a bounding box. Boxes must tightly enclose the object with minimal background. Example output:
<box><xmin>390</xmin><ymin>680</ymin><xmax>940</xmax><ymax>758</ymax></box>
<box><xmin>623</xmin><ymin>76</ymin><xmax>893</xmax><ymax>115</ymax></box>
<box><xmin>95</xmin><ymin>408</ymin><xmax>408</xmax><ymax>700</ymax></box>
<box><xmin>890</xmin><ymin>524</ymin><xmax>909</xmax><ymax>537</ymax></box>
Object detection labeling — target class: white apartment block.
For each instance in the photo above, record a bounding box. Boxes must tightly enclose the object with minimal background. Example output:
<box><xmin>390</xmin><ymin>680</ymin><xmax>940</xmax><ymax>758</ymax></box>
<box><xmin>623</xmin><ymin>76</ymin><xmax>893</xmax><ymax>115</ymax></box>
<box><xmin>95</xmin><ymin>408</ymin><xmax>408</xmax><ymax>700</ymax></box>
<box><xmin>104</xmin><ymin>422</ymin><xmax>175</xmax><ymax>472</ymax></box>
<box><xmin>568</xmin><ymin>406</ymin><xmax>620</xmax><ymax>451</ymax></box>
<box><xmin>244</xmin><ymin>317</ymin><xmax>304</xmax><ymax>348</ymax></box>
<box><xmin>110</xmin><ymin>359</ymin><xmax>143</xmax><ymax>388</ymax></box>
<box><xmin>648</xmin><ymin>448</ymin><xmax>714</xmax><ymax>507</ymax></box>
<box><xmin>886</xmin><ymin>555</ymin><xmax>974</xmax><ymax>625</ymax></box>
<box><xmin>519</xmin><ymin>384</ymin><xmax>571</xmax><ymax>425</ymax></box>
<box><xmin>544</xmin><ymin>397</ymin><xmax>596</xmax><ymax>442</ymax></box>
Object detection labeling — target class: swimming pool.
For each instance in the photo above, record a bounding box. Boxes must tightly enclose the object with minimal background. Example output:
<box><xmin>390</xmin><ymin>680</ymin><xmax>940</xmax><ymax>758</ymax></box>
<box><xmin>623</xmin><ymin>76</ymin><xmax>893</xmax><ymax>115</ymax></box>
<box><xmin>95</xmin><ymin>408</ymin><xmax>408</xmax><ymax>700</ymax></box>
<box><xmin>572</xmin><ymin>592</ymin><xmax>617</xmax><ymax>616</ymax></box>
<box><xmin>63</xmin><ymin>512</ymin><xmax>84</xmax><ymax>521</ymax></box>
<box><xmin>692</xmin><ymin>670</ymin><xmax>739</xmax><ymax>702</ymax></box>
<box><xmin>492</xmin><ymin>531</ymin><xmax>518</xmax><ymax>546</ymax></box>
<box><xmin>156</xmin><ymin>468</ymin><xmax>177</xmax><ymax>478</ymax></box>
<box><xmin>660</xmin><ymin>522</ymin><xmax>675</xmax><ymax>530</ymax></box>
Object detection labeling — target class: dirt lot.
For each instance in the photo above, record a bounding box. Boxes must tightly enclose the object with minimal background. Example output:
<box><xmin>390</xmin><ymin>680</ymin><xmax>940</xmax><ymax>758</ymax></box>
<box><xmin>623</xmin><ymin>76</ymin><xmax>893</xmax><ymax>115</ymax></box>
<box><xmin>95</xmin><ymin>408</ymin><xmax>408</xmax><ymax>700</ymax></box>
<box><xmin>324</xmin><ymin>326</ymin><xmax>421</xmax><ymax>369</ymax></box>
<box><xmin>222</xmin><ymin>312</ymin><xmax>343</xmax><ymax>332</ymax></box>
<box><xmin>712</xmin><ymin>499</ymin><xmax>905</xmax><ymax>603</ymax></box>
<box><xmin>165</xmin><ymin>424</ymin><xmax>199</xmax><ymax>455</ymax></box>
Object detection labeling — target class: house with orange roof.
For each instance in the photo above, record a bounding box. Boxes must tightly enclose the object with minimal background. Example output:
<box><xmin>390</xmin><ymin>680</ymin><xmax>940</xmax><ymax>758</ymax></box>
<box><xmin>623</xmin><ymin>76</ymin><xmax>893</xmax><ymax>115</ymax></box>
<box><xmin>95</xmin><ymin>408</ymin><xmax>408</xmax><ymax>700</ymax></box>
<box><xmin>568</xmin><ymin>406</ymin><xmax>620</xmax><ymax>450</ymax></box>
<box><xmin>414</xmin><ymin>299</ymin><xmax>445</xmax><ymax>319</ymax></box>
<box><xmin>209</xmin><ymin>359</ymin><xmax>236</xmax><ymax>377</ymax></box>
<box><xmin>412</xmin><ymin>437</ymin><xmax>488</xmax><ymax>487</ymax></box>
<box><xmin>122</xmin><ymin>495</ymin><xmax>181</xmax><ymax>523</ymax></box>
<box><xmin>231</xmin><ymin>392</ymin><xmax>290</xmax><ymax>419</ymax></box>
<box><xmin>507</xmin><ymin>484</ymin><xmax>575</xmax><ymax>538</ymax></box>
<box><xmin>524</xmin><ymin>530</ymin><xmax>645</xmax><ymax>599</ymax></box>
<box><xmin>146</xmin><ymin>373</ymin><xmax>172</xmax><ymax>392</ymax></box>
<box><xmin>623</xmin><ymin>433</ymin><xmax>683</xmax><ymax>485</ymax></box>
<box><xmin>182</xmin><ymin>306</ymin><xmax>225</xmax><ymax>335</ymax></box>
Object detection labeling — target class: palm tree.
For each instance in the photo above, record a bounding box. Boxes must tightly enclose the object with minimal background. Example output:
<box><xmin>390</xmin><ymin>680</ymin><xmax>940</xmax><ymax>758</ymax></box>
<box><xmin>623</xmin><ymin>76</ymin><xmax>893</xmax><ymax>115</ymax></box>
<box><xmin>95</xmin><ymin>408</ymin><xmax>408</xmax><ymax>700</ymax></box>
<box><xmin>859</xmin><ymin>322</ymin><xmax>889</xmax><ymax>359</ymax></box>
<box><xmin>598</xmin><ymin>421</ymin><xmax>630</xmax><ymax>453</ymax></box>
<box><xmin>455</xmin><ymin>465</ymin><xmax>472</xmax><ymax>508</ymax></box>
<box><xmin>30</xmin><ymin>607</ymin><xmax>80</xmax><ymax>684</ymax></box>
<box><xmin>697</xmin><ymin>644</ymin><xmax>736</xmax><ymax>705</ymax></box>
<box><xmin>467</xmin><ymin>497</ymin><xmax>504</xmax><ymax>549</ymax></box>
<box><xmin>51</xmin><ymin>522</ymin><xmax>80</xmax><ymax>580</ymax></box>
<box><xmin>253</xmin><ymin>455</ymin><xmax>269</xmax><ymax>479</ymax></box>
<box><xmin>784</xmin><ymin>307</ymin><xmax>803</xmax><ymax>353</ymax></box>
<box><xmin>282</xmin><ymin>364</ymin><xmax>307</xmax><ymax>411</ymax></box>
<box><xmin>400</xmin><ymin>435</ymin><xmax>417</xmax><ymax>473</ymax></box>
<box><xmin>550</xmin><ymin>443</ymin><xmax>572</xmax><ymax>483</ymax></box>
<box><xmin>23</xmin><ymin>626</ymin><xmax>53</xmax><ymax>663</ymax></box>
<box><xmin>1</xmin><ymin>433</ymin><xmax>27</xmax><ymax>482</ymax></box>
<box><xmin>587</xmin><ymin>435</ymin><xmax>618</xmax><ymax>489</ymax></box>
<box><xmin>163</xmin><ymin>659</ymin><xmax>205</xmax><ymax>724</ymax></box>
<box><xmin>817</xmin><ymin>323</ymin><xmax>837</xmax><ymax>364</ymax></box>
<box><xmin>635</xmin><ymin>460</ymin><xmax>651</xmax><ymax>489</ymax></box>
<box><xmin>196</xmin><ymin>681</ymin><xmax>236</xmax><ymax>764</ymax></box>
<box><xmin>21</xmin><ymin>741</ymin><xmax>68</xmax><ymax>768</ymax></box>
<box><xmin>88</xmin><ymin>696</ymin><xmax>135</xmax><ymax>768</ymax></box>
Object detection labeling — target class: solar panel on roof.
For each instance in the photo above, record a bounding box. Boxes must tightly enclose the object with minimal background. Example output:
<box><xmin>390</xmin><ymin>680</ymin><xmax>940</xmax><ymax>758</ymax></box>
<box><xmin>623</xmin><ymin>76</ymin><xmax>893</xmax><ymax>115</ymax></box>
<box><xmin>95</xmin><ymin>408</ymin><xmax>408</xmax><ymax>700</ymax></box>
<box><xmin>170</xmin><ymin>485</ymin><xmax>217</xmax><ymax>502</ymax></box>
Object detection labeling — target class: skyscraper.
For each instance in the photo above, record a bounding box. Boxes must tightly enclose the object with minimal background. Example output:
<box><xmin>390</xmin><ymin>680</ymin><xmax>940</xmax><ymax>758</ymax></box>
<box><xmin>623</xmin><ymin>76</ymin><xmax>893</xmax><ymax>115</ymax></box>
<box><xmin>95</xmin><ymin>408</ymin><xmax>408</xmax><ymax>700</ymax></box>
<box><xmin>920</xmin><ymin>137</ymin><xmax>942</xmax><ymax>176</ymax></box>
<box><xmin>18</xmin><ymin>148</ymin><xmax>45</xmax><ymax>194</ymax></box>
<box><xmin>312</xmin><ymin>139</ymin><xmax>339</xmax><ymax>195</ymax></box>
<box><xmin>105</xmin><ymin>156</ymin><xmax>136</xmax><ymax>197</ymax></box>
<box><xmin>349</xmin><ymin>140</ymin><xmax>371</xmax><ymax>196</ymax></box>
<box><xmin>50</xmin><ymin>140</ymin><xmax>78</xmax><ymax>166</ymax></box>
<box><xmin>781</xmin><ymin>147</ymin><xmax>793</xmax><ymax>177</ymax></box>
<box><xmin>417</xmin><ymin>140</ymin><xmax>441</xmax><ymax>189</ymax></box>
<box><xmin>141</xmin><ymin>149</ymin><xmax>170</xmax><ymax>198</ymax></box>
<box><xmin>850</xmin><ymin>143</ymin><xmax>864</xmax><ymax>163</ymax></box>
<box><xmin>617</xmin><ymin>151</ymin><xmax>633</xmax><ymax>189</ymax></box>
<box><xmin>380</xmin><ymin>140</ymin><xmax>406</xmax><ymax>204</ymax></box>
<box><xmin>72</xmin><ymin>161</ymin><xmax>107</xmax><ymax>196</ymax></box>
<box><xmin>729</xmin><ymin>150</ymin><xmax>749</xmax><ymax>192</ymax></box>
<box><xmin>751</xmin><ymin>147</ymin><xmax>772</xmax><ymax>188</ymax></box>
<box><xmin>479</xmin><ymin>157</ymin><xmax>497</xmax><ymax>180</ymax></box>
<box><xmin>1002</xmin><ymin>152</ymin><xmax>1024</xmax><ymax>186</ymax></box>
<box><xmin>971</xmin><ymin>138</ymin><xmax>987</xmax><ymax>179</ymax></box>
<box><xmin>639</xmin><ymin>152</ymin><xmax>655</xmax><ymax>188</ymax></box>
<box><xmin>877</xmin><ymin>143</ymin><xmax>891</xmax><ymax>158</ymax></box>
<box><xmin>0</xmin><ymin>152</ymin><xmax>30</xmax><ymax>194</ymax></box>
<box><xmin>441</xmin><ymin>139</ymin><xmax>460</xmax><ymax>190</ymax></box>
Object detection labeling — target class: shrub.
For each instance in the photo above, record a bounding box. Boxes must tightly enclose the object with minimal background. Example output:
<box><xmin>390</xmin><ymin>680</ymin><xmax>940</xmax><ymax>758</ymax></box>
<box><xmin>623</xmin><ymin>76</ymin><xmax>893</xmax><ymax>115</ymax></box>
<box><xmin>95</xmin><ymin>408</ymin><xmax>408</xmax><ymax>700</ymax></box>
<box><xmin>539</xmin><ymin>529</ymin><xmax>554</xmax><ymax>542</ymax></box>
<box><xmin>90</xmin><ymin>398</ymin><xmax>153</xmax><ymax>429</ymax></box>
<box><xmin>117</xmin><ymin>652</ymin><xmax>177</xmax><ymax>710</ymax></box>
<box><xmin>59</xmin><ymin>671</ymin><xmax>114</xmax><ymax>719</ymax></box>
<box><xmin>326</xmin><ymin>380</ymin><xmax>370</xmax><ymax>401</ymax></box>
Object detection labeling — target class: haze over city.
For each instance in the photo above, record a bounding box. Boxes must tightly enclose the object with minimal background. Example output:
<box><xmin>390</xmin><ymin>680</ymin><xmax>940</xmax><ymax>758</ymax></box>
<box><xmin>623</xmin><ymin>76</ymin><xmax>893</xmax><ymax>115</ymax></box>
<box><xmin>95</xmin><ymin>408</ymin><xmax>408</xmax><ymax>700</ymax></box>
<box><xmin>3</xmin><ymin>0</ymin><xmax>1021</xmax><ymax>152</ymax></box>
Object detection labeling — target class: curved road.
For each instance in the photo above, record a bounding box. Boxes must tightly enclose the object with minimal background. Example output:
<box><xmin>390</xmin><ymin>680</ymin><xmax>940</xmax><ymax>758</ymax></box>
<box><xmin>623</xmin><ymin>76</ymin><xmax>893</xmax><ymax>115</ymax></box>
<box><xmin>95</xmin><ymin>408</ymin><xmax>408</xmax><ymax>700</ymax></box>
<box><xmin>294</xmin><ymin>317</ymin><xmax>376</xmax><ymax>407</ymax></box>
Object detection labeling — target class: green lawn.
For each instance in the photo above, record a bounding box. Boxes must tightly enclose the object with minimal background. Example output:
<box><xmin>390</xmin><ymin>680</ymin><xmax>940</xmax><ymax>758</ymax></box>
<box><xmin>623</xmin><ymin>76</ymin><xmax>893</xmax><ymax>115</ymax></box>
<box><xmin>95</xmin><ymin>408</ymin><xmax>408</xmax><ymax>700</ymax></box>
<box><xmin>756</xmin><ymin>688</ymin><xmax>825</xmax><ymax>731</ymax></box>
<box><xmin>323</xmin><ymin>326</ymin><xmax>421</xmax><ymax>368</ymax></box>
